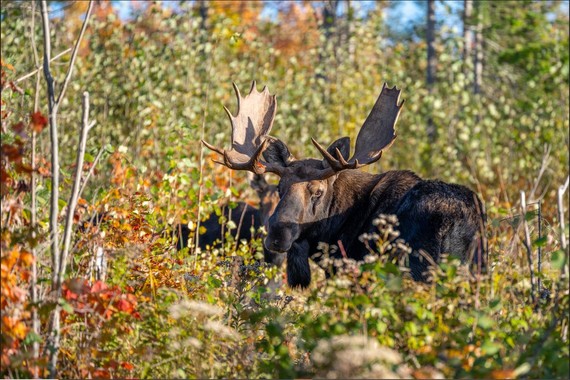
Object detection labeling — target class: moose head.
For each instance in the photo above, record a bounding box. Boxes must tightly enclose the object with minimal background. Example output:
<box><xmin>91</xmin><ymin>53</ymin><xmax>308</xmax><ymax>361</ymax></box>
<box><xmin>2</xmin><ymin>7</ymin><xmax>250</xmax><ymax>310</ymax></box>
<box><xmin>203</xmin><ymin>82</ymin><xmax>485</xmax><ymax>287</ymax></box>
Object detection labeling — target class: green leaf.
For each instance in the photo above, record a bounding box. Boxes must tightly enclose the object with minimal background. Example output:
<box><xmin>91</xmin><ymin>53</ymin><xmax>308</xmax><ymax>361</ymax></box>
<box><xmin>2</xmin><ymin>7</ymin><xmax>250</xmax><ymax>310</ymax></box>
<box><xmin>353</xmin><ymin>294</ymin><xmax>370</xmax><ymax>306</ymax></box>
<box><xmin>385</xmin><ymin>276</ymin><xmax>402</xmax><ymax>291</ymax></box>
<box><xmin>23</xmin><ymin>331</ymin><xmax>42</xmax><ymax>345</ymax></box>
<box><xmin>477</xmin><ymin>314</ymin><xmax>495</xmax><ymax>329</ymax></box>
<box><xmin>551</xmin><ymin>250</ymin><xmax>566</xmax><ymax>270</ymax></box>
<box><xmin>481</xmin><ymin>340</ymin><xmax>501</xmax><ymax>355</ymax></box>
<box><xmin>533</xmin><ymin>236</ymin><xmax>547</xmax><ymax>247</ymax></box>
<box><xmin>60</xmin><ymin>300</ymin><xmax>74</xmax><ymax>314</ymax></box>
<box><xmin>207</xmin><ymin>276</ymin><xmax>222</xmax><ymax>289</ymax></box>
<box><xmin>84</xmin><ymin>152</ymin><xmax>95</xmax><ymax>163</ymax></box>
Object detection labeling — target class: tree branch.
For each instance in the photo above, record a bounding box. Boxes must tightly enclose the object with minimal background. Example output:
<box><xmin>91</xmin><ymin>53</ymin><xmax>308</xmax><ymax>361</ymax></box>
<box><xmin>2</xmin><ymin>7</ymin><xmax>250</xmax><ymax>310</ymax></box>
<box><xmin>520</xmin><ymin>191</ymin><xmax>536</xmax><ymax>305</ymax></box>
<box><xmin>59</xmin><ymin>92</ymin><xmax>92</xmax><ymax>289</ymax></box>
<box><xmin>55</xmin><ymin>1</ymin><xmax>93</xmax><ymax>107</ymax></box>
<box><xmin>14</xmin><ymin>48</ymin><xmax>72</xmax><ymax>84</ymax></box>
<box><xmin>557</xmin><ymin>176</ymin><xmax>569</xmax><ymax>278</ymax></box>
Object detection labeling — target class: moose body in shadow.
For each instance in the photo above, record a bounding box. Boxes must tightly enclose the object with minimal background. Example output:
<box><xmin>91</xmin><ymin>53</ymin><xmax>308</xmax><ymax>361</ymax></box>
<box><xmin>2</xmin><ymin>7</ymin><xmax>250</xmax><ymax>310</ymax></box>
<box><xmin>175</xmin><ymin>173</ymin><xmax>284</xmax><ymax>265</ymax></box>
<box><xmin>203</xmin><ymin>82</ymin><xmax>486</xmax><ymax>287</ymax></box>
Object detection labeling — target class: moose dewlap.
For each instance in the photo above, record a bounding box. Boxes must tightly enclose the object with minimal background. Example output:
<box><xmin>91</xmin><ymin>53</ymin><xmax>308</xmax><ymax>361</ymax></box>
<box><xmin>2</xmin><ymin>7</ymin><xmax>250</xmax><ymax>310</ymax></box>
<box><xmin>203</xmin><ymin>81</ymin><xmax>486</xmax><ymax>287</ymax></box>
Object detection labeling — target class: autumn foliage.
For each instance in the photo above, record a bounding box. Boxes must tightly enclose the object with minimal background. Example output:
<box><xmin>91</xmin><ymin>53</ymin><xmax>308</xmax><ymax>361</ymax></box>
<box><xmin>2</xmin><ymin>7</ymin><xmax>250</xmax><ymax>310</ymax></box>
<box><xmin>1</xmin><ymin>1</ymin><xmax>568</xmax><ymax>379</ymax></box>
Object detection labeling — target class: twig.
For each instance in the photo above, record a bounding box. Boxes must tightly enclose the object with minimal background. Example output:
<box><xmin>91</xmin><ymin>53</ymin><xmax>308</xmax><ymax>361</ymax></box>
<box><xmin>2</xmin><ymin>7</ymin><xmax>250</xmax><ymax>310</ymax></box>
<box><xmin>520</xmin><ymin>191</ymin><xmax>536</xmax><ymax>305</ymax></box>
<box><xmin>337</xmin><ymin>240</ymin><xmax>348</xmax><ymax>259</ymax></box>
<box><xmin>557</xmin><ymin>176</ymin><xmax>569</xmax><ymax>278</ymax></box>
<box><xmin>14</xmin><ymin>48</ymin><xmax>72</xmax><ymax>83</ymax></box>
<box><xmin>55</xmin><ymin>2</ymin><xmax>93</xmax><ymax>107</ymax></box>
<box><xmin>529</xmin><ymin>144</ymin><xmax>551</xmax><ymax>200</ymax></box>
<box><xmin>77</xmin><ymin>146</ymin><xmax>103</xmax><ymax>200</ymax></box>
<box><xmin>60</xmin><ymin>92</ymin><xmax>92</xmax><ymax>290</ymax></box>
<box><xmin>234</xmin><ymin>203</ymin><xmax>249</xmax><ymax>252</ymax></box>
<box><xmin>537</xmin><ymin>200</ymin><xmax>542</xmax><ymax>292</ymax></box>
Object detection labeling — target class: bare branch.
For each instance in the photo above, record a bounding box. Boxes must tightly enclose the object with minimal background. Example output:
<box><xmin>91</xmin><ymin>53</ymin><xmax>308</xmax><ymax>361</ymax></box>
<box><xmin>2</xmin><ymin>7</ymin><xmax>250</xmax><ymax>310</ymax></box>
<box><xmin>14</xmin><ymin>48</ymin><xmax>72</xmax><ymax>83</ymax></box>
<box><xmin>60</xmin><ymin>91</ymin><xmax>92</xmax><ymax>289</ymax></box>
<box><xmin>529</xmin><ymin>144</ymin><xmax>551</xmax><ymax>201</ymax></box>
<box><xmin>78</xmin><ymin>146</ymin><xmax>104</xmax><ymax>200</ymax></box>
<box><xmin>520</xmin><ymin>190</ymin><xmax>536</xmax><ymax>305</ymax></box>
<box><xmin>55</xmin><ymin>1</ymin><xmax>94</xmax><ymax>107</ymax></box>
<box><xmin>558</xmin><ymin>176</ymin><xmax>569</xmax><ymax>278</ymax></box>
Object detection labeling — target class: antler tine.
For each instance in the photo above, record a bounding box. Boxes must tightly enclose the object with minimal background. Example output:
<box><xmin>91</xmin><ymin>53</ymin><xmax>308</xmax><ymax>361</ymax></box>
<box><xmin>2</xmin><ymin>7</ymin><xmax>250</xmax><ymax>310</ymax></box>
<box><xmin>311</xmin><ymin>138</ymin><xmax>357</xmax><ymax>171</ymax></box>
<box><xmin>232</xmin><ymin>82</ymin><xmax>242</xmax><ymax>114</ymax></box>
<box><xmin>311</xmin><ymin>83</ymin><xmax>403</xmax><ymax>175</ymax></box>
<box><xmin>202</xmin><ymin>81</ymin><xmax>279</xmax><ymax>175</ymax></box>
<box><xmin>249</xmin><ymin>80</ymin><xmax>257</xmax><ymax>94</ymax></box>
<box><xmin>202</xmin><ymin>139</ymin><xmax>225</xmax><ymax>156</ymax></box>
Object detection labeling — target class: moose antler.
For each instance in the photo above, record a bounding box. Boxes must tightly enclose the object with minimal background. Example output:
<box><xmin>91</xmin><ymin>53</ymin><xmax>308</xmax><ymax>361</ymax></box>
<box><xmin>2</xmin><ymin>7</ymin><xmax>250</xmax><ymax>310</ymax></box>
<box><xmin>202</xmin><ymin>81</ymin><xmax>280</xmax><ymax>174</ymax></box>
<box><xmin>312</xmin><ymin>83</ymin><xmax>404</xmax><ymax>172</ymax></box>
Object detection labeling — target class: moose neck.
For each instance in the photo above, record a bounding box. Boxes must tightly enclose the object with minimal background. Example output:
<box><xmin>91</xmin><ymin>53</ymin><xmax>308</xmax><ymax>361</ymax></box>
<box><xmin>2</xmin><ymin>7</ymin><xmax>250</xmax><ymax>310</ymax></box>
<box><xmin>305</xmin><ymin>169</ymin><xmax>422</xmax><ymax>261</ymax></box>
<box><xmin>303</xmin><ymin>170</ymin><xmax>381</xmax><ymax>246</ymax></box>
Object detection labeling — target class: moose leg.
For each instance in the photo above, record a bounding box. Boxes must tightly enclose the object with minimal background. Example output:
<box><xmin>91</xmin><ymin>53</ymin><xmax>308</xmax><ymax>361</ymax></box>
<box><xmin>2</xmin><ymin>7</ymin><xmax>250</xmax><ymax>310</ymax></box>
<box><xmin>286</xmin><ymin>240</ymin><xmax>311</xmax><ymax>288</ymax></box>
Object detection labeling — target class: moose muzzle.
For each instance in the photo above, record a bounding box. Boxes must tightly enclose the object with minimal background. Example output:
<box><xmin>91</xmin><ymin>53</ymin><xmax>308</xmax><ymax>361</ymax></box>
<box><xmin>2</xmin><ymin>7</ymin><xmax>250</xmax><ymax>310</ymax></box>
<box><xmin>264</xmin><ymin>221</ymin><xmax>299</xmax><ymax>254</ymax></box>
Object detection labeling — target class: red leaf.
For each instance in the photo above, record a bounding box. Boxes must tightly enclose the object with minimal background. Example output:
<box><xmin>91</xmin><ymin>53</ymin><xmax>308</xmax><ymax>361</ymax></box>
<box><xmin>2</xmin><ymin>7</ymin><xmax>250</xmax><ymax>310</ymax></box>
<box><xmin>91</xmin><ymin>280</ymin><xmax>108</xmax><ymax>293</ymax></box>
<box><xmin>120</xmin><ymin>361</ymin><xmax>134</xmax><ymax>371</ymax></box>
<box><xmin>30</xmin><ymin>112</ymin><xmax>48</xmax><ymax>133</ymax></box>
<box><xmin>116</xmin><ymin>298</ymin><xmax>134</xmax><ymax>314</ymax></box>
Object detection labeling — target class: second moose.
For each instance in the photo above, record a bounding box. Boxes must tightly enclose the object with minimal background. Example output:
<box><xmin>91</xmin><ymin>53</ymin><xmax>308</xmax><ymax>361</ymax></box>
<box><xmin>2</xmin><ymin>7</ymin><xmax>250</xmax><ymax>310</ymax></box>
<box><xmin>203</xmin><ymin>82</ymin><xmax>486</xmax><ymax>287</ymax></box>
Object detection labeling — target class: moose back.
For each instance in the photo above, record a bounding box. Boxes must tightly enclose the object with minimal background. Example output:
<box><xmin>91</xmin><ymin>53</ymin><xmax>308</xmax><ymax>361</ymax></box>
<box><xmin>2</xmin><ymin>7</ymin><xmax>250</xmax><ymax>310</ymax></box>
<box><xmin>203</xmin><ymin>82</ymin><xmax>486</xmax><ymax>287</ymax></box>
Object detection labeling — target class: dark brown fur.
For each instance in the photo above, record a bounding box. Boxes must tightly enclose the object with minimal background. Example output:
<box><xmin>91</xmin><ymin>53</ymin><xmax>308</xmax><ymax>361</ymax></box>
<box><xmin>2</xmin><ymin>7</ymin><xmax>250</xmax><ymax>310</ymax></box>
<box><xmin>263</xmin><ymin>140</ymin><xmax>486</xmax><ymax>287</ymax></box>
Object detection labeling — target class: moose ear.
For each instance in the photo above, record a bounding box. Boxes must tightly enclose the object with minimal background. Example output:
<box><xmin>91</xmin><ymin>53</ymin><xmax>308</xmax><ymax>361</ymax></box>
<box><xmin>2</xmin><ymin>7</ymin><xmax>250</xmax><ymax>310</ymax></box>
<box><xmin>322</xmin><ymin>136</ymin><xmax>350</xmax><ymax>168</ymax></box>
<box><xmin>262</xmin><ymin>137</ymin><xmax>293</xmax><ymax>168</ymax></box>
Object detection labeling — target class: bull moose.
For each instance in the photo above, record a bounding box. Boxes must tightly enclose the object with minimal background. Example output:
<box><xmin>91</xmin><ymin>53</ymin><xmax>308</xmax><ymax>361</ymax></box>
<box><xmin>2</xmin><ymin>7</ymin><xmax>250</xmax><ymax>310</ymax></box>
<box><xmin>203</xmin><ymin>82</ymin><xmax>486</xmax><ymax>287</ymax></box>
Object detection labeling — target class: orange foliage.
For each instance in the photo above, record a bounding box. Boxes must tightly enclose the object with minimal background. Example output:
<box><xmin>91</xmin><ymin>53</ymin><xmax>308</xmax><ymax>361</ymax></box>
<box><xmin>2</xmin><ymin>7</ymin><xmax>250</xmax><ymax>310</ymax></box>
<box><xmin>273</xmin><ymin>3</ymin><xmax>319</xmax><ymax>60</ymax></box>
<box><xmin>210</xmin><ymin>0</ymin><xmax>262</xmax><ymax>26</ymax></box>
<box><xmin>0</xmin><ymin>245</ymin><xmax>32</xmax><ymax>369</ymax></box>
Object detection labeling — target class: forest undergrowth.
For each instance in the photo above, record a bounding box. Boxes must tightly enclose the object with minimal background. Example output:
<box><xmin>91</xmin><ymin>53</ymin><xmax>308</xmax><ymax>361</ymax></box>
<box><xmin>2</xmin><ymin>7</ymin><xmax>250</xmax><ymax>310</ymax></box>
<box><xmin>1</xmin><ymin>1</ymin><xmax>569</xmax><ymax>378</ymax></box>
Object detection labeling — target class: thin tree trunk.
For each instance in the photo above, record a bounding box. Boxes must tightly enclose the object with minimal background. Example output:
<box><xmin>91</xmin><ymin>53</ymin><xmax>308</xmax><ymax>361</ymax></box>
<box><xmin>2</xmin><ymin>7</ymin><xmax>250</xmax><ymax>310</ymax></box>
<box><xmin>323</xmin><ymin>0</ymin><xmax>338</xmax><ymax>40</ymax></box>
<box><xmin>199</xmin><ymin>0</ymin><xmax>208</xmax><ymax>31</ymax></box>
<box><xmin>40</xmin><ymin>2</ymin><xmax>60</xmax><ymax>376</ymax></box>
<box><xmin>463</xmin><ymin>0</ymin><xmax>473</xmax><ymax>77</ymax></box>
<box><xmin>29</xmin><ymin>1</ymin><xmax>41</xmax><ymax>374</ymax></box>
<box><xmin>318</xmin><ymin>0</ymin><xmax>339</xmax><ymax>81</ymax></box>
<box><xmin>40</xmin><ymin>0</ymin><xmax>59</xmax><ymax>291</ymax></box>
<box><xmin>558</xmin><ymin>177</ymin><xmax>569</xmax><ymax>279</ymax></box>
<box><xmin>473</xmin><ymin>0</ymin><xmax>483</xmax><ymax>94</ymax></box>
<box><xmin>59</xmin><ymin>92</ymin><xmax>94</xmax><ymax>289</ymax></box>
<box><xmin>426</xmin><ymin>0</ymin><xmax>437</xmax><ymax>141</ymax></box>
<box><xmin>346</xmin><ymin>0</ymin><xmax>355</xmax><ymax>64</ymax></box>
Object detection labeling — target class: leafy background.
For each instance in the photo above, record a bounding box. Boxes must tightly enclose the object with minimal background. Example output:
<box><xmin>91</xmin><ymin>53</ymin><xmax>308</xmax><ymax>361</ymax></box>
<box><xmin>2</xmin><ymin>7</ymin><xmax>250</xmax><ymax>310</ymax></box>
<box><xmin>1</xmin><ymin>1</ymin><xmax>569</xmax><ymax>378</ymax></box>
